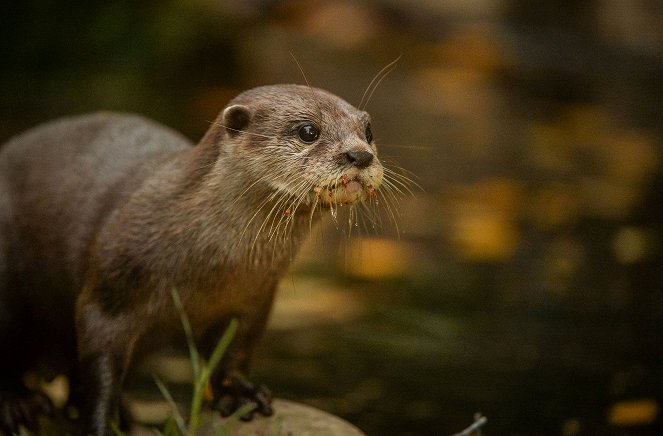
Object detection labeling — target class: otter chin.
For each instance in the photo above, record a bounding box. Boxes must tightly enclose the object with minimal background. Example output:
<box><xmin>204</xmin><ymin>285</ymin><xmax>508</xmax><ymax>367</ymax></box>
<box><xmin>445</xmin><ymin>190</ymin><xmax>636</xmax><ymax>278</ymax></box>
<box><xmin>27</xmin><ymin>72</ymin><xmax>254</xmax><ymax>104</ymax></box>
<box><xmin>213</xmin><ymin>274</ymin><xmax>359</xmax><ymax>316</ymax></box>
<box><xmin>313</xmin><ymin>170</ymin><xmax>383</xmax><ymax>207</ymax></box>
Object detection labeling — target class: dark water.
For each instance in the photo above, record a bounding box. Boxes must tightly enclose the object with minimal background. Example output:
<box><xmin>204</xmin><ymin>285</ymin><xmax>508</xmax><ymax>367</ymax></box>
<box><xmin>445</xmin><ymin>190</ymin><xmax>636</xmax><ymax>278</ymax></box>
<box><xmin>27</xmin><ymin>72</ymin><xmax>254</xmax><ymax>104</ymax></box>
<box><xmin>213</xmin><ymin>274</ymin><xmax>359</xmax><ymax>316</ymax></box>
<box><xmin>254</xmin><ymin>266</ymin><xmax>663</xmax><ymax>436</ymax></box>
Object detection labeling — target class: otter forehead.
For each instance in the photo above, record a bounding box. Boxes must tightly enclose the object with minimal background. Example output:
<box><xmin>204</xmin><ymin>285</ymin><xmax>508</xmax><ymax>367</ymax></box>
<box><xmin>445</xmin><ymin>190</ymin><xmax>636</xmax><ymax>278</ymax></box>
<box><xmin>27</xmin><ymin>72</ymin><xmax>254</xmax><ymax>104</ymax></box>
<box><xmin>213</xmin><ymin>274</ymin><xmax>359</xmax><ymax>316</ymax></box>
<box><xmin>229</xmin><ymin>84</ymin><xmax>368</xmax><ymax>126</ymax></box>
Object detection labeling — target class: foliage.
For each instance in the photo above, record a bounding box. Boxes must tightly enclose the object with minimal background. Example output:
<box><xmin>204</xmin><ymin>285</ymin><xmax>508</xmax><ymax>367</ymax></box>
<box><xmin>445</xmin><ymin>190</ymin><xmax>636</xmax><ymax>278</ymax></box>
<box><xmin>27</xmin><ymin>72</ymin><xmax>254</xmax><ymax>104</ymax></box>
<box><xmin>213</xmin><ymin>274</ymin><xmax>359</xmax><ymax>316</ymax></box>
<box><xmin>114</xmin><ymin>289</ymin><xmax>254</xmax><ymax>436</ymax></box>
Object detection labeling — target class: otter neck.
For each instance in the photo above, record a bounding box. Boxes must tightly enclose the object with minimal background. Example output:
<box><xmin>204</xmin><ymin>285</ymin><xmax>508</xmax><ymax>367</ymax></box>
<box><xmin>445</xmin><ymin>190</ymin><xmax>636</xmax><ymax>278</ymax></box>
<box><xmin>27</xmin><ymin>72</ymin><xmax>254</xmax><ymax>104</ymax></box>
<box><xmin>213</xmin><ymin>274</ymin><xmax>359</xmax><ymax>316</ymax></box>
<box><xmin>142</xmin><ymin>129</ymin><xmax>316</xmax><ymax>276</ymax></box>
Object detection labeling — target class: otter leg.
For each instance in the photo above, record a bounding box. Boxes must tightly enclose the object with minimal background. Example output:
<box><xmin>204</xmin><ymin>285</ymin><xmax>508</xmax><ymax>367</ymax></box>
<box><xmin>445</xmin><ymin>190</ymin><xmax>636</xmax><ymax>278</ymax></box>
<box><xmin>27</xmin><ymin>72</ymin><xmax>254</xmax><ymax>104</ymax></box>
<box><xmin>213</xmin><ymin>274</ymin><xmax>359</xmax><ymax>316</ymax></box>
<box><xmin>203</xmin><ymin>310</ymin><xmax>274</xmax><ymax>420</ymax></box>
<box><xmin>211</xmin><ymin>370</ymin><xmax>273</xmax><ymax>421</ymax></box>
<box><xmin>75</xmin><ymin>301</ymin><xmax>137</xmax><ymax>436</ymax></box>
<box><xmin>77</xmin><ymin>353</ymin><xmax>124</xmax><ymax>435</ymax></box>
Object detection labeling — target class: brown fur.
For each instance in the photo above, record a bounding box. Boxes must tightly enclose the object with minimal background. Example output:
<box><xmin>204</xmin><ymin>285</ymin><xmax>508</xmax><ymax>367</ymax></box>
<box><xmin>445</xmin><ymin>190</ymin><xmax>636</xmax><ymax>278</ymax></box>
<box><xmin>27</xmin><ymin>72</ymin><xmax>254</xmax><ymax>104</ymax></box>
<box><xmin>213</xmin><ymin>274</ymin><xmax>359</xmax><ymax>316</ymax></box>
<box><xmin>0</xmin><ymin>85</ymin><xmax>382</xmax><ymax>435</ymax></box>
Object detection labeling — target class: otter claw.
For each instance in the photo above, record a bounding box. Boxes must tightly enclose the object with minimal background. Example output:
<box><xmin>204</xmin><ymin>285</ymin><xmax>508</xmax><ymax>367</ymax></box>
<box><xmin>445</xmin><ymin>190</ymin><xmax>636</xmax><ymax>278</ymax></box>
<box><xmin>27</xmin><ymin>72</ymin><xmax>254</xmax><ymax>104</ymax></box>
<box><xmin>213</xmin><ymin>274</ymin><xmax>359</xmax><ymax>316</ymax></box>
<box><xmin>213</xmin><ymin>374</ymin><xmax>273</xmax><ymax>420</ymax></box>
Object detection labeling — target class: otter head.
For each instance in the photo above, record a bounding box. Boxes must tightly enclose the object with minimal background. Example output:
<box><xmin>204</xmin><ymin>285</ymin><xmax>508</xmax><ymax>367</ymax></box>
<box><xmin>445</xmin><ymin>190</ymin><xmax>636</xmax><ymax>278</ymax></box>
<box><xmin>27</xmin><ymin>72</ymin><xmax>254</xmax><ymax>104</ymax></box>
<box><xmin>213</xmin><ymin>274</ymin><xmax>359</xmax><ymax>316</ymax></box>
<box><xmin>219</xmin><ymin>84</ymin><xmax>383</xmax><ymax>210</ymax></box>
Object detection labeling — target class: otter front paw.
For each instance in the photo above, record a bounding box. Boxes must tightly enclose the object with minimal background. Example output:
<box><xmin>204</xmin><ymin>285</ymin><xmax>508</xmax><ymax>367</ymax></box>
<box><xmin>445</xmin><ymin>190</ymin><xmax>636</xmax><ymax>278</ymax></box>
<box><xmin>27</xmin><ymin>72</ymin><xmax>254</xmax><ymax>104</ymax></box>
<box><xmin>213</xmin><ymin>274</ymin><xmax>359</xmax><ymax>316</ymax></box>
<box><xmin>211</xmin><ymin>372</ymin><xmax>273</xmax><ymax>421</ymax></box>
<box><xmin>0</xmin><ymin>389</ymin><xmax>54</xmax><ymax>434</ymax></box>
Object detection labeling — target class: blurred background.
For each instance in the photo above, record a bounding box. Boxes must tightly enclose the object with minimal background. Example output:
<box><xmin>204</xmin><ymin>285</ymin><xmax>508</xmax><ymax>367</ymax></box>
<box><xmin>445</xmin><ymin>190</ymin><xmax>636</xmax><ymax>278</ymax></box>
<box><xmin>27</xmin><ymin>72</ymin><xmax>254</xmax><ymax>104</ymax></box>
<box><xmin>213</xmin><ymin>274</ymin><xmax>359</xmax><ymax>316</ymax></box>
<box><xmin>2</xmin><ymin>0</ymin><xmax>663</xmax><ymax>435</ymax></box>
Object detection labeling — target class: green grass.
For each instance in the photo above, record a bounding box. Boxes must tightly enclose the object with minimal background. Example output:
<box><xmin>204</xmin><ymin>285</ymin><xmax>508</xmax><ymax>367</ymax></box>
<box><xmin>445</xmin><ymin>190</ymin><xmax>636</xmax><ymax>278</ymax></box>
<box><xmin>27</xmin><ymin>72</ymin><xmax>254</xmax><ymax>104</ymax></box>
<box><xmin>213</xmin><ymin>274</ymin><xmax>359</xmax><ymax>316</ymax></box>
<box><xmin>114</xmin><ymin>288</ymin><xmax>257</xmax><ymax>436</ymax></box>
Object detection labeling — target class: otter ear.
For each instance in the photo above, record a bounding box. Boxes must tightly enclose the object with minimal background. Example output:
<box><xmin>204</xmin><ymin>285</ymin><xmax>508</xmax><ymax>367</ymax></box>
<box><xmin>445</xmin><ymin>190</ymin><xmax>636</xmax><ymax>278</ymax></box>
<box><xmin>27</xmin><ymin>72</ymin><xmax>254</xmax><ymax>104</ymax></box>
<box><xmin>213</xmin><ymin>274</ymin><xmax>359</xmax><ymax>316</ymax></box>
<box><xmin>222</xmin><ymin>104</ymin><xmax>252</xmax><ymax>137</ymax></box>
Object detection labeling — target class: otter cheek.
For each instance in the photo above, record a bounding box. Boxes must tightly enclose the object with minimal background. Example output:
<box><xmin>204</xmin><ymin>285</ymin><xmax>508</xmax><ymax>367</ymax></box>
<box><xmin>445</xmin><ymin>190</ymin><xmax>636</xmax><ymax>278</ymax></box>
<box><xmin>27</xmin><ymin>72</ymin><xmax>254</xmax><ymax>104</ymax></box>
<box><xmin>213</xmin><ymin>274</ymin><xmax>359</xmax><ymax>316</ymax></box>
<box><xmin>367</xmin><ymin>167</ymin><xmax>383</xmax><ymax>190</ymax></box>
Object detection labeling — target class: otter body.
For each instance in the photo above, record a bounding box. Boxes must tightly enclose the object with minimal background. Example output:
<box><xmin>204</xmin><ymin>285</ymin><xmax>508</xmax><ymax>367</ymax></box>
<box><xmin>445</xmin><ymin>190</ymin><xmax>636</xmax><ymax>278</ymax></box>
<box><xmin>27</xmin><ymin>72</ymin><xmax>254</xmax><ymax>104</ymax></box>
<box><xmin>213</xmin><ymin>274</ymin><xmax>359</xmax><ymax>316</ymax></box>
<box><xmin>0</xmin><ymin>85</ymin><xmax>383</xmax><ymax>435</ymax></box>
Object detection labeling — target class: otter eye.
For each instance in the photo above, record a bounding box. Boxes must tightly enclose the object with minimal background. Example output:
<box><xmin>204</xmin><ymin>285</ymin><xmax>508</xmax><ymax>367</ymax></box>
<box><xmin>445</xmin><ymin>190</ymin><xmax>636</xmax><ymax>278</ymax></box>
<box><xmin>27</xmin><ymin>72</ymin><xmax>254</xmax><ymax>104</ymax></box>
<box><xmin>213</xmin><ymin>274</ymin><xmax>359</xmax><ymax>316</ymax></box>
<box><xmin>365</xmin><ymin>123</ymin><xmax>373</xmax><ymax>143</ymax></box>
<box><xmin>298</xmin><ymin>124</ymin><xmax>319</xmax><ymax>143</ymax></box>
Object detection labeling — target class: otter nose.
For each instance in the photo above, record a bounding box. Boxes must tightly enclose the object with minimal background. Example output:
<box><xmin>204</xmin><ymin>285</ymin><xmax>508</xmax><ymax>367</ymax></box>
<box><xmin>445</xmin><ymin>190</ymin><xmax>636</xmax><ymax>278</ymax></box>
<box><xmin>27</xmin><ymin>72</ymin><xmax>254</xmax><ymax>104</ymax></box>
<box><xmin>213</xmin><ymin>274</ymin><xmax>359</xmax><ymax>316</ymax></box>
<box><xmin>345</xmin><ymin>150</ymin><xmax>374</xmax><ymax>168</ymax></box>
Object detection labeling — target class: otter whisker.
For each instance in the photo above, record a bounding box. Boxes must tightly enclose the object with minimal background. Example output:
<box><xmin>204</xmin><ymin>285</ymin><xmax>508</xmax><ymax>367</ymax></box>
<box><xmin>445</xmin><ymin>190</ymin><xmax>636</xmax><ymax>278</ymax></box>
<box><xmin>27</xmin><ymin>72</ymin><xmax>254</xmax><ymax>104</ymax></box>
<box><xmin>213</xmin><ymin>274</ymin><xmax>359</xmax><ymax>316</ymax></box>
<box><xmin>381</xmin><ymin>157</ymin><xmax>420</xmax><ymax>180</ymax></box>
<box><xmin>238</xmin><ymin>189</ymin><xmax>284</xmax><ymax>248</ymax></box>
<box><xmin>270</xmin><ymin>184</ymin><xmax>312</xmax><ymax>255</ymax></box>
<box><xmin>231</xmin><ymin>173</ymin><xmax>275</xmax><ymax>205</ymax></box>
<box><xmin>289</xmin><ymin>51</ymin><xmax>311</xmax><ymax>88</ymax></box>
<box><xmin>380</xmin><ymin>176</ymin><xmax>410</xmax><ymax>198</ymax></box>
<box><xmin>254</xmin><ymin>175</ymin><xmax>312</xmax><ymax>251</ymax></box>
<box><xmin>261</xmin><ymin>192</ymin><xmax>294</xmax><ymax>246</ymax></box>
<box><xmin>347</xmin><ymin>204</ymin><xmax>359</xmax><ymax>239</ymax></box>
<box><xmin>270</xmin><ymin>186</ymin><xmax>310</xmax><ymax>258</ymax></box>
<box><xmin>378</xmin><ymin>182</ymin><xmax>404</xmax><ymax>236</ymax></box>
<box><xmin>357</xmin><ymin>197</ymin><xmax>380</xmax><ymax>231</ymax></box>
<box><xmin>287</xmin><ymin>52</ymin><xmax>326</xmax><ymax>130</ymax></box>
<box><xmin>308</xmin><ymin>194</ymin><xmax>321</xmax><ymax>234</ymax></box>
<box><xmin>258</xmin><ymin>186</ymin><xmax>299</xmax><ymax>235</ymax></box>
<box><xmin>325</xmin><ymin>170</ymin><xmax>347</xmax><ymax>225</ymax></box>
<box><xmin>359</xmin><ymin>55</ymin><xmax>401</xmax><ymax>111</ymax></box>
<box><xmin>376</xmin><ymin>202</ymin><xmax>400</xmax><ymax>236</ymax></box>
<box><xmin>383</xmin><ymin>165</ymin><xmax>421</xmax><ymax>195</ymax></box>
<box><xmin>250</xmin><ymin>200</ymin><xmax>286</xmax><ymax>256</ymax></box>
<box><xmin>383</xmin><ymin>162</ymin><xmax>420</xmax><ymax>182</ymax></box>
<box><xmin>265</xmin><ymin>180</ymin><xmax>310</xmax><ymax>242</ymax></box>
<box><xmin>361</xmin><ymin>200</ymin><xmax>381</xmax><ymax>233</ymax></box>
<box><xmin>231</xmin><ymin>165</ymin><xmax>294</xmax><ymax>205</ymax></box>
<box><xmin>235</xmin><ymin>146</ymin><xmax>306</xmax><ymax>201</ymax></box>
<box><xmin>378</xmin><ymin>143</ymin><xmax>433</xmax><ymax>151</ymax></box>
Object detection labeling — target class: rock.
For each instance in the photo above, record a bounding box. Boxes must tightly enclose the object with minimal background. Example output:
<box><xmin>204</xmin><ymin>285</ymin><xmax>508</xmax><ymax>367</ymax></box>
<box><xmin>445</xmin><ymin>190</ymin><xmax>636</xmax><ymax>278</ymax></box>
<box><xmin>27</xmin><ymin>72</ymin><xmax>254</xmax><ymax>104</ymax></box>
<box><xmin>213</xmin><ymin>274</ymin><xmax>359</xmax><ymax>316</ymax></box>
<box><xmin>129</xmin><ymin>398</ymin><xmax>365</xmax><ymax>436</ymax></box>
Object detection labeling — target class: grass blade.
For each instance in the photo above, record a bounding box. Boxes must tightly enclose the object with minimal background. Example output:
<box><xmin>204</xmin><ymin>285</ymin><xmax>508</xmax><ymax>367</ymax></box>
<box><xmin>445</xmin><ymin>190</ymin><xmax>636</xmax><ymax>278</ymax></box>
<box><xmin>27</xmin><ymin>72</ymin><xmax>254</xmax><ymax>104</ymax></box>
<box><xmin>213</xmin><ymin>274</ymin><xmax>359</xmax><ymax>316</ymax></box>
<box><xmin>189</xmin><ymin>319</ymin><xmax>239</xmax><ymax>435</ymax></box>
<box><xmin>153</xmin><ymin>374</ymin><xmax>188</xmax><ymax>435</ymax></box>
<box><xmin>170</xmin><ymin>288</ymin><xmax>201</xmax><ymax>383</ymax></box>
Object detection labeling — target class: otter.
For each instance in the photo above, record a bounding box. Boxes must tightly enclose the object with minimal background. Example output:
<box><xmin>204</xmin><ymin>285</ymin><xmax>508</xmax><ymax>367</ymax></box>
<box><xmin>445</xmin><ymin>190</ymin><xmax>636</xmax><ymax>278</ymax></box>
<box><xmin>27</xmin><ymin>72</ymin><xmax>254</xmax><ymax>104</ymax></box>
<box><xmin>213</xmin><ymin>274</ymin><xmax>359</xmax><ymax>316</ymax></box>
<box><xmin>0</xmin><ymin>84</ymin><xmax>384</xmax><ymax>435</ymax></box>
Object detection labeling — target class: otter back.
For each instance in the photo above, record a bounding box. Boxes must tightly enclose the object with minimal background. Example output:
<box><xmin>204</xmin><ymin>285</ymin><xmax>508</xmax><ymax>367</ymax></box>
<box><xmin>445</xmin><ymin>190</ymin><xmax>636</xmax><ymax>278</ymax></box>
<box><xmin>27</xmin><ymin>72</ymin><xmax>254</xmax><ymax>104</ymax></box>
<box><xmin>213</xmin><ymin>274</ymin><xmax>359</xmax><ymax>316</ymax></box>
<box><xmin>0</xmin><ymin>113</ymin><xmax>191</xmax><ymax>290</ymax></box>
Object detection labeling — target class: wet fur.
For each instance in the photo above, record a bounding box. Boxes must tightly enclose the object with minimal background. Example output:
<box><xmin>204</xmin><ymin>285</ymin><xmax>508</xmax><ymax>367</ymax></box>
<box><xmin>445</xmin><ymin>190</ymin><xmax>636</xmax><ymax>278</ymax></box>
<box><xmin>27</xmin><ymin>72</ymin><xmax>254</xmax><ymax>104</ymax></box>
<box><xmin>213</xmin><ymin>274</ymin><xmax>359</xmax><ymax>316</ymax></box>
<box><xmin>0</xmin><ymin>85</ymin><xmax>386</xmax><ymax>435</ymax></box>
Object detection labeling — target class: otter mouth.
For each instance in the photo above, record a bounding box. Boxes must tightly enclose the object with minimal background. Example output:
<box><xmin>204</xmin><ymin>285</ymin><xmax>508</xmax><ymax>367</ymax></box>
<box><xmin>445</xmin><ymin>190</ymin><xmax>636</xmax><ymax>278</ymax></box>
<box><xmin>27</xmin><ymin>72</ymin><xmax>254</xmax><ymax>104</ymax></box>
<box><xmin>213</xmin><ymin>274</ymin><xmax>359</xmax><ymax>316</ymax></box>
<box><xmin>313</xmin><ymin>175</ymin><xmax>378</xmax><ymax>207</ymax></box>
